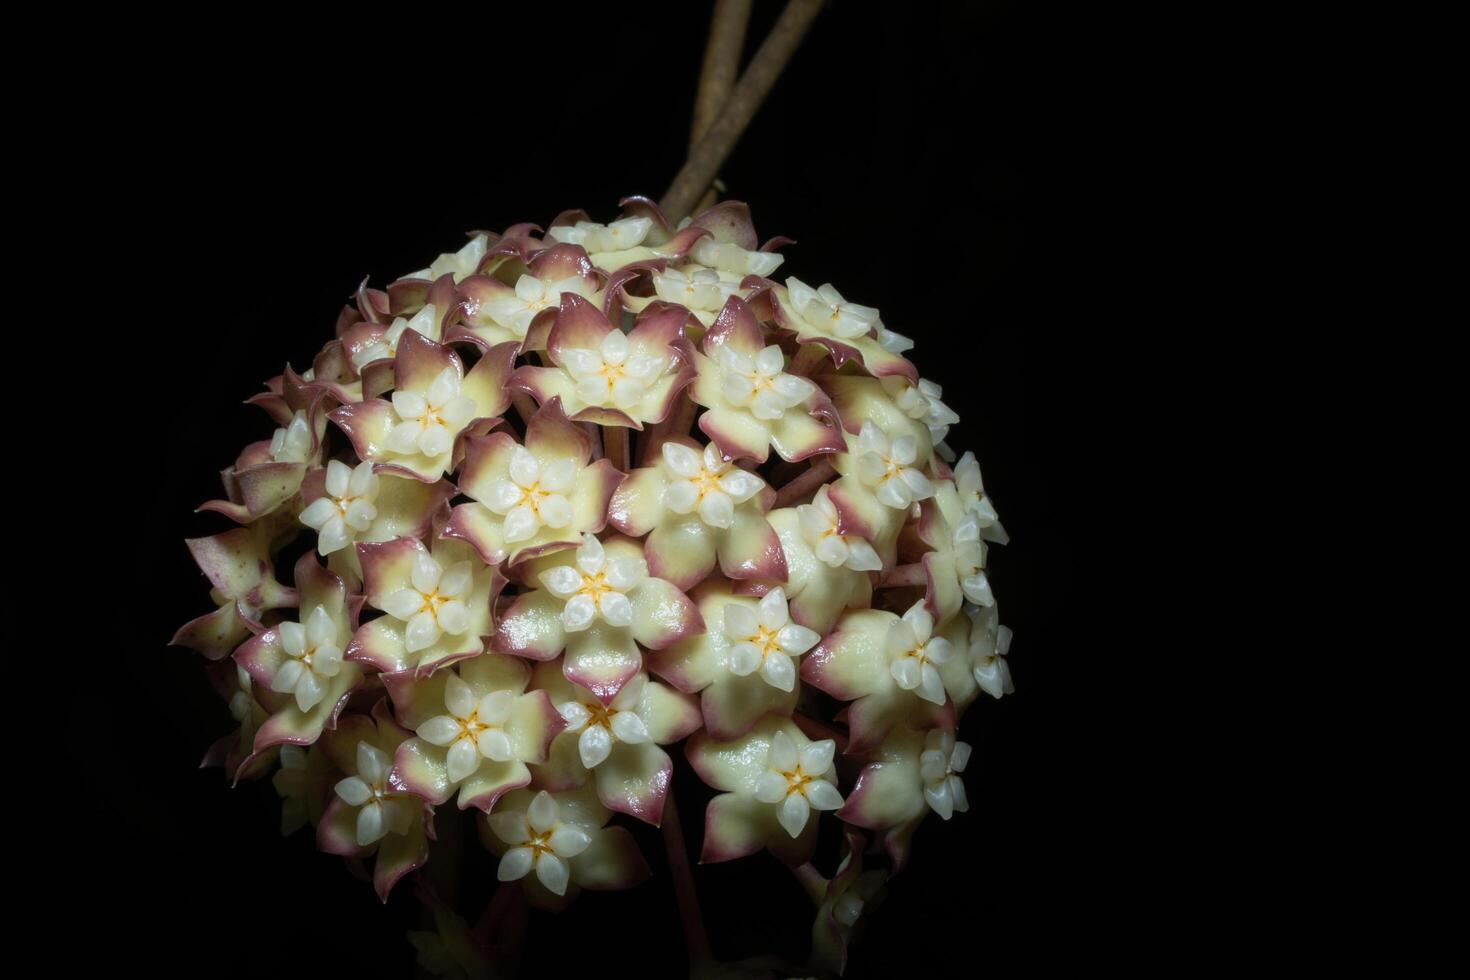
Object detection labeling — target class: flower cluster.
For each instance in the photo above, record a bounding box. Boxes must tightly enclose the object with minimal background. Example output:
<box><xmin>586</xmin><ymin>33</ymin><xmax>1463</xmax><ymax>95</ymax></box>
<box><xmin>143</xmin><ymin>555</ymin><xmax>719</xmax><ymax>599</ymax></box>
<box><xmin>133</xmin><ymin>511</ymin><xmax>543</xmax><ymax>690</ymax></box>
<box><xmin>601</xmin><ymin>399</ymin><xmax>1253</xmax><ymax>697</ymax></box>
<box><xmin>176</xmin><ymin>199</ymin><xmax>1012</xmax><ymax>969</ymax></box>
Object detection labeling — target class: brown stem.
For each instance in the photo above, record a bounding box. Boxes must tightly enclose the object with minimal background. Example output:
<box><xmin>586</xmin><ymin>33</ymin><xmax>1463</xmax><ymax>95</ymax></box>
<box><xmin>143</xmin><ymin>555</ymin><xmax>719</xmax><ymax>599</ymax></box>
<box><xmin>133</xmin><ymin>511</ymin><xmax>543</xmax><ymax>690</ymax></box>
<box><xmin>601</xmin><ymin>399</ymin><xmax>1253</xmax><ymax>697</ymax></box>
<box><xmin>773</xmin><ymin>458</ymin><xmax>835</xmax><ymax>508</ymax></box>
<box><xmin>603</xmin><ymin>424</ymin><xmax>630</xmax><ymax>472</ymax></box>
<box><xmin>690</xmin><ymin>0</ymin><xmax>754</xmax><ymax>213</ymax></box>
<box><xmin>692</xmin><ymin>0</ymin><xmax>753</xmax><ymax>148</ymax></box>
<box><xmin>881</xmin><ymin>562</ymin><xmax>927</xmax><ymax>588</ymax></box>
<box><xmin>471</xmin><ymin>881</ymin><xmax>527</xmax><ymax>979</ymax></box>
<box><xmin>583</xmin><ymin>422</ymin><xmax>604</xmax><ymax>461</ymax></box>
<box><xmin>661</xmin><ymin>0</ymin><xmax>826</xmax><ymax>222</ymax></box>
<box><xmin>644</xmin><ymin>396</ymin><xmax>701</xmax><ymax>464</ymax></box>
<box><xmin>662</xmin><ymin>793</ymin><xmax>714</xmax><ymax>971</ymax></box>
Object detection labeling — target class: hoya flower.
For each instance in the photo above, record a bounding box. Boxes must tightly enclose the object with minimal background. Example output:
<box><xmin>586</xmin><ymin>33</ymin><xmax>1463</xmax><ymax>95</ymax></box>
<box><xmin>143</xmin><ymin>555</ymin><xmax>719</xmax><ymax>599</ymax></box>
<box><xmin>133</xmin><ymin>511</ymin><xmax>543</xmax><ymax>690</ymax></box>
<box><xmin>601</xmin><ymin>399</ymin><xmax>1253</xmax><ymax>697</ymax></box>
<box><xmin>271</xmin><ymin>743</ymin><xmax>331</xmax><ymax>836</ymax></box>
<box><xmin>443</xmin><ymin>399</ymin><xmax>622</xmax><ymax>568</ymax></box>
<box><xmin>801</xmin><ymin>606</ymin><xmax>961</xmax><ymax>755</ymax></box>
<box><xmin>689</xmin><ymin>296</ymin><xmax>846</xmax><ymax>464</ymax></box>
<box><xmin>759</xmin><ymin>505</ymin><xmax>875</xmax><ymax>637</ymax></box>
<box><xmin>531</xmin><ymin>665</ymin><xmax>700</xmax><ymax>824</ymax></box>
<box><xmin>919</xmin><ymin>728</ymin><xmax>971</xmax><ymax>820</ymax></box>
<box><xmin>331</xmin><ymin>330</ymin><xmax>515</xmax><ymax>482</ymax></box>
<box><xmin>494</xmin><ymin>533</ymin><xmax>702</xmax><ymax>702</ymax></box>
<box><xmin>386</xmin><ymin>653</ymin><xmax>563</xmax><ymax>812</ymax></box>
<box><xmin>686</xmin><ymin>716</ymin><xmax>842</xmax><ymax>864</ymax></box>
<box><xmin>832</xmin><ymin>727</ymin><xmax>932</xmax><ymax>871</ymax></box>
<box><xmin>952</xmin><ymin>450</ymin><xmax>1009</xmax><ymax>544</ymax></box>
<box><xmin>606</xmin><ymin>438</ymin><xmax>785</xmax><ymax>591</ymax></box>
<box><xmin>406</xmin><ymin>232</ymin><xmax>491</xmax><ymax>283</ymax></box>
<box><xmin>234</xmin><ymin>553</ymin><xmax>364</xmax><ymax>763</ymax></box>
<box><xmin>968</xmin><ymin>602</ymin><xmax>1014</xmax><ymax>700</ymax></box>
<box><xmin>649</xmin><ymin>582</ymin><xmax>808</xmax><ymax>739</ymax></box>
<box><xmin>200</xmin><ymin>374</ymin><xmax>331</xmax><ymax>524</ymax></box>
<box><xmin>625</xmin><ymin>265</ymin><xmax>742</xmax><ymax>326</ymax></box>
<box><xmin>912</xmin><ymin>489</ymin><xmax>996</xmax><ymax>625</ymax></box>
<box><xmin>347</xmin><ymin>302</ymin><xmax>445</xmax><ymax>372</ymax></box>
<box><xmin>298</xmin><ymin>461</ymin><xmax>453</xmax><ymax>572</ymax></box>
<box><xmin>546</xmin><ymin>216</ymin><xmax>654</xmax><ymax>264</ymax></box>
<box><xmin>769</xmin><ymin>278</ymin><xmax>918</xmax><ymax>382</ymax></box>
<box><xmin>173</xmin><ymin>520</ymin><xmax>295</xmax><ymax>660</ymax></box>
<box><xmin>316</xmin><ymin>702</ymin><xmax>433</xmax><ymax>901</ymax></box>
<box><xmin>508</xmin><ymin>295</ymin><xmax>695</xmax><ymax>428</ymax></box>
<box><xmin>893</xmin><ymin>377</ymin><xmax>960</xmax><ymax>446</ymax></box>
<box><xmin>796</xmin><ymin>485</ymin><xmax>883</xmax><ymax>573</ymax></box>
<box><xmin>348</xmin><ymin>536</ymin><xmax>501</xmax><ymax>676</ymax></box>
<box><xmin>810</xmin><ymin>828</ymin><xmax>888</xmax><ymax>977</ymax></box>
<box><xmin>454</xmin><ymin>244</ymin><xmax>602</xmax><ymax>351</ymax></box>
<box><xmin>848</xmin><ymin>421</ymin><xmax>934</xmax><ymax>510</ymax></box>
<box><xmin>480</xmin><ymin>785</ymin><xmax>651</xmax><ymax>910</ymax></box>
<box><xmin>821</xmin><ymin>374</ymin><xmax>940</xmax><ymax>467</ymax></box>
<box><xmin>688</xmin><ymin>238</ymin><xmax>784</xmax><ymax>278</ymax></box>
<box><xmin>199</xmin><ymin>663</ymin><xmax>271</xmax><ymax>782</ymax></box>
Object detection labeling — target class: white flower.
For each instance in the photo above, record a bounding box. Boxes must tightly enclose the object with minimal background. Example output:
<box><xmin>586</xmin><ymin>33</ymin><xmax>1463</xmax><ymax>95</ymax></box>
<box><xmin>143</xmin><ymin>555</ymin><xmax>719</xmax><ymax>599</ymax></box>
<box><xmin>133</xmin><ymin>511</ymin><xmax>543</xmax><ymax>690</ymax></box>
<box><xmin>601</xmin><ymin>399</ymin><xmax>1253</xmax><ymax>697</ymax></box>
<box><xmin>951</xmin><ymin>509</ymin><xmax>995</xmax><ymax>607</ymax></box>
<box><xmin>270</xmin><ymin>605</ymin><xmax>345</xmax><ymax>711</ymax></box>
<box><xmin>228</xmin><ymin>664</ymin><xmax>254</xmax><ymax>723</ymax></box>
<box><xmin>483</xmin><ymin>275</ymin><xmax>592</xmax><ymax>339</ymax></box>
<box><xmin>333</xmin><ymin>741</ymin><xmax>416</xmax><ymax>846</ymax></box>
<box><xmin>559</xmin><ymin>329</ymin><xmax>669</xmax><ymax>412</ymax></box>
<box><xmin>538</xmin><ymin>533</ymin><xmax>648</xmax><ymax>633</ymax></box>
<box><xmin>885</xmin><ymin>601</ymin><xmax>954</xmax><ymax>705</ymax></box>
<box><xmin>919</xmin><ymin>729</ymin><xmax>971</xmax><ymax>820</ymax></box>
<box><xmin>721</xmin><ymin>588</ymin><xmax>821</xmax><ymax>692</ymax></box>
<box><xmin>894</xmin><ymin>378</ymin><xmax>960</xmax><ymax>445</ymax></box>
<box><xmin>353</xmin><ymin>304</ymin><xmax>439</xmax><ymax>369</ymax></box>
<box><xmin>269</xmin><ymin>410</ymin><xmax>312</xmax><ymax>464</ymax></box>
<box><xmin>381</xmin><ymin>550</ymin><xmax>477</xmax><ymax>653</ymax></box>
<box><xmin>555</xmin><ymin>673</ymin><xmax>654</xmax><ymax>770</ymax></box>
<box><xmin>407</xmin><ymin>234</ymin><xmax>489</xmax><ymax>283</ymax></box>
<box><xmin>385</xmin><ymin>366</ymin><xmax>479</xmax><ymax>458</ymax></box>
<box><xmin>416</xmin><ymin>673</ymin><xmax>517</xmax><ymax>783</ymax></box>
<box><xmin>953</xmin><ymin>451</ymin><xmax>1007</xmax><ymax>543</ymax></box>
<box><xmin>488</xmin><ymin>790</ymin><xmax>592</xmax><ymax>896</ymax></box>
<box><xmin>852</xmin><ymin>422</ymin><xmax>934</xmax><ymax>509</ymax></box>
<box><xmin>795</xmin><ymin>485</ymin><xmax>883</xmax><ymax>571</ymax></box>
<box><xmin>653</xmin><ymin>266</ymin><xmax>738</xmax><ymax>314</ymax></box>
<box><xmin>753</xmin><ymin>731</ymin><xmax>844</xmax><ymax>837</ymax></box>
<box><xmin>715</xmin><ymin>344</ymin><xmax>814</xmax><ymax>420</ymax></box>
<box><xmin>689</xmin><ymin>239</ymin><xmax>784</xmax><ymax>278</ymax></box>
<box><xmin>785</xmin><ymin>277</ymin><xmax>879</xmax><ymax>339</ymax></box>
<box><xmin>660</xmin><ymin>441</ymin><xmax>766</xmax><ymax>530</ymax></box>
<box><xmin>874</xmin><ymin>319</ymin><xmax>914</xmax><ymax>354</ymax></box>
<box><xmin>546</xmin><ymin>217</ymin><xmax>653</xmax><ymax>255</ymax></box>
<box><xmin>300</xmin><ymin>460</ymin><xmax>380</xmax><ymax>555</ymax></box>
<box><xmin>970</xmin><ymin>604</ymin><xmax>1014</xmax><ymax>699</ymax></box>
<box><xmin>482</xmin><ymin>446</ymin><xmax>576</xmax><ymax>543</ymax></box>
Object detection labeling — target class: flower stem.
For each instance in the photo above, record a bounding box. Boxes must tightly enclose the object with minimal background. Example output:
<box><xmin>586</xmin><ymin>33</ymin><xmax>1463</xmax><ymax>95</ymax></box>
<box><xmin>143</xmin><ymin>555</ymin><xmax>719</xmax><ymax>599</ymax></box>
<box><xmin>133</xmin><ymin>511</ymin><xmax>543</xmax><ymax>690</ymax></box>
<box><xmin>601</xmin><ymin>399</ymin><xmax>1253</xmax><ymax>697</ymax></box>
<box><xmin>661</xmin><ymin>793</ymin><xmax>714</xmax><ymax>971</ymax></box>
<box><xmin>603</xmin><ymin>424</ymin><xmax>630</xmax><ymax>471</ymax></box>
<box><xmin>880</xmin><ymin>562</ymin><xmax>927</xmax><ymax>588</ymax></box>
<box><xmin>472</xmin><ymin>881</ymin><xmax>527</xmax><ymax>978</ymax></box>
<box><xmin>690</xmin><ymin>0</ymin><xmax>754</xmax><ymax>213</ymax></box>
<box><xmin>790</xmin><ymin>862</ymin><xmax>829</xmax><ymax>906</ymax></box>
<box><xmin>773</xmin><ymin>459</ymin><xmax>835</xmax><ymax>508</ymax></box>
<box><xmin>661</xmin><ymin>0</ymin><xmax>826</xmax><ymax>222</ymax></box>
<box><xmin>511</xmin><ymin>392</ymin><xmax>538</xmax><ymax>429</ymax></box>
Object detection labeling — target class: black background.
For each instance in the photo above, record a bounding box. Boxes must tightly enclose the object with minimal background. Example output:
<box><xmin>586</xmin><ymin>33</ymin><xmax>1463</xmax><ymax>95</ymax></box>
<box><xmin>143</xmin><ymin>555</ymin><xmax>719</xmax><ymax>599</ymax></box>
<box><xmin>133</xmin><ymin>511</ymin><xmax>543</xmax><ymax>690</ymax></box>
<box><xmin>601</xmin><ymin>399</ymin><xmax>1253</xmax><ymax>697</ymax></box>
<box><xmin>66</xmin><ymin>1</ymin><xmax>1130</xmax><ymax>975</ymax></box>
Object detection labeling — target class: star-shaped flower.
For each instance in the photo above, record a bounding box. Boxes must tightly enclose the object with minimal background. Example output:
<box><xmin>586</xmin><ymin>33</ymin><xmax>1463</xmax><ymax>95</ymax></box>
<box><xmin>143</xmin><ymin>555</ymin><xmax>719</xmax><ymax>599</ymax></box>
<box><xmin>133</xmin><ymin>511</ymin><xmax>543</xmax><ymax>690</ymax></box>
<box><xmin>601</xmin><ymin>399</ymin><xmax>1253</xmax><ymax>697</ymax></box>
<box><xmin>494</xmin><ymin>534</ymin><xmax>703</xmax><ymax>703</ymax></box>
<box><xmin>444</xmin><ymin>398</ymin><xmax>622</xmax><ymax>568</ymax></box>
<box><xmin>607</xmin><ymin>438</ymin><xmax>786</xmax><ymax>592</ymax></box>
<box><xmin>686</xmin><ymin>716</ymin><xmax>842</xmax><ymax>865</ymax></box>
<box><xmin>689</xmin><ymin>296</ymin><xmax>846</xmax><ymax>464</ymax></box>
<box><xmin>385</xmin><ymin>653</ymin><xmax>564</xmax><ymax>813</ymax></box>
<box><xmin>347</xmin><ymin>537</ymin><xmax>502</xmax><ymax>676</ymax></box>
<box><xmin>508</xmin><ymin>295</ymin><xmax>695</xmax><ymax>429</ymax></box>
